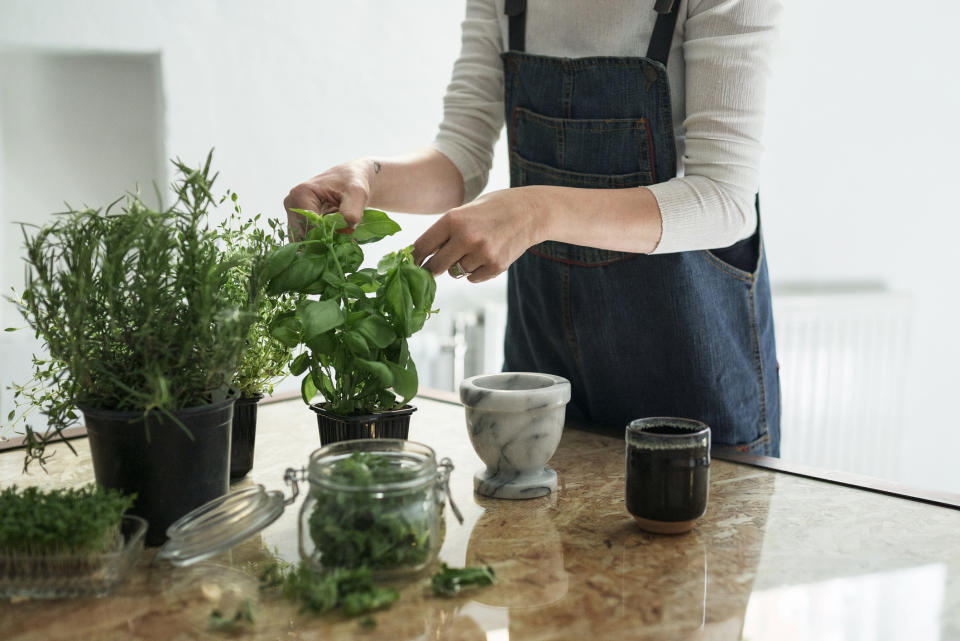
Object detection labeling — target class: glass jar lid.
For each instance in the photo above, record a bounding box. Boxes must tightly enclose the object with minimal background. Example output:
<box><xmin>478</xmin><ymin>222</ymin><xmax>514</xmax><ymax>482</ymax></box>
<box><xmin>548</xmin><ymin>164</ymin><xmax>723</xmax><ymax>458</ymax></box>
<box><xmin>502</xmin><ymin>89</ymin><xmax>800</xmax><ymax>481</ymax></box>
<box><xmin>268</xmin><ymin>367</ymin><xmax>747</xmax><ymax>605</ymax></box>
<box><xmin>156</xmin><ymin>485</ymin><xmax>285</xmax><ymax>567</ymax></box>
<box><xmin>155</xmin><ymin>440</ymin><xmax>462</xmax><ymax>567</ymax></box>
<box><xmin>307</xmin><ymin>439</ymin><xmax>439</xmax><ymax>494</ymax></box>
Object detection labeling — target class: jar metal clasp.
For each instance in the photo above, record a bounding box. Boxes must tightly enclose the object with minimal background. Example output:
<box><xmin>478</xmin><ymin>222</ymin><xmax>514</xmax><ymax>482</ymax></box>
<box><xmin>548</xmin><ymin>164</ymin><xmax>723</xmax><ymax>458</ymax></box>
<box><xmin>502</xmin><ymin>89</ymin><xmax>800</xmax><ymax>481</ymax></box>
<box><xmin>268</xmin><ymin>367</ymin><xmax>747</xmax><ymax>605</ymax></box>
<box><xmin>438</xmin><ymin>457</ymin><xmax>463</xmax><ymax>524</ymax></box>
<box><xmin>283</xmin><ymin>466</ymin><xmax>309</xmax><ymax>506</ymax></box>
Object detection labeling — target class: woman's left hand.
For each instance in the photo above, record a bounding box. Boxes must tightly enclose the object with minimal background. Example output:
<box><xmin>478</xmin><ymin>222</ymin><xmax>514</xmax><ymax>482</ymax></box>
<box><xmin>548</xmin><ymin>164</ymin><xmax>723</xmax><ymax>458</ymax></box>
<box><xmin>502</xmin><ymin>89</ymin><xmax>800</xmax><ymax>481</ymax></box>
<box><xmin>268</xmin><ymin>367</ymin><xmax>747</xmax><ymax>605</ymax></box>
<box><xmin>412</xmin><ymin>187</ymin><xmax>546</xmax><ymax>283</ymax></box>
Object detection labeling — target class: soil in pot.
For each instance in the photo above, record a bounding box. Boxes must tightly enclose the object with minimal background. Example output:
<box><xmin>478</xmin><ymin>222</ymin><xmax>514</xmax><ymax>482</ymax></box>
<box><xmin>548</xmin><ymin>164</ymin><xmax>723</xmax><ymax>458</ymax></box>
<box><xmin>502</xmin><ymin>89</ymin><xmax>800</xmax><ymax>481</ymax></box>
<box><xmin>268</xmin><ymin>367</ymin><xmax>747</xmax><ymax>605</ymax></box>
<box><xmin>82</xmin><ymin>398</ymin><xmax>235</xmax><ymax>546</ymax></box>
<box><xmin>310</xmin><ymin>404</ymin><xmax>416</xmax><ymax>445</ymax></box>
<box><xmin>230</xmin><ymin>394</ymin><xmax>264</xmax><ymax>481</ymax></box>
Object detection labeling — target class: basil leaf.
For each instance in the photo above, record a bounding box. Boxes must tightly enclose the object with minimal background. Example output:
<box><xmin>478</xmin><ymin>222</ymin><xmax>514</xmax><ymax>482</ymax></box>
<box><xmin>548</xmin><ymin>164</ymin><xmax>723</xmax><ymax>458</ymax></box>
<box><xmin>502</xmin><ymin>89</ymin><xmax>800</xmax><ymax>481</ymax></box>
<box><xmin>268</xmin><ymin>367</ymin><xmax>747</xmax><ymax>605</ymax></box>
<box><xmin>408</xmin><ymin>309</ymin><xmax>428</xmax><ymax>335</ymax></box>
<box><xmin>342</xmin><ymin>283</ymin><xmax>365</xmax><ymax>299</ymax></box>
<box><xmin>347</xmin><ymin>268</ymin><xmax>378</xmax><ymax>286</ymax></box>
<box><xmin>384</xmin><ymin>277</ymin><xmax>408</xmax><ymax>330</ymax></box>
<box><xmin>322</xmin><ymin>270</ymin><xmax>345</xmax><ymax>287</ymax></box>
<box><xmin>324</xmin><ymin>212</ymin><xmax>349</xmax><ymax>232</ymax></box>
<box><xmin>353</xmin><ymin>209</ymin><xmax>401</xmax><ymax>244</ymax></box>
<box><xmin>298</xmin><ymin>299</ymin><xmax>345</xmax><ymax>342</ymax></box>
<box><xmin>306</xmin><ymin>330</ymin><xmax>336</xmax><ymax>356</ymax></box>
<box><xmin>376</xmin><ymin>252</ymin><xmax>400</xmax><ymax>276</ymax></box>
<box><xmin>267</xmin><ymin>252</ymin><xmax>327</xmax><ymax>295</ymax></box>
<box><xmin>335</xmin><ymin>242</ymin><xmax>364</xmax><ymax>273</ymax></box>
<box><xmin>386</xmin><ymin>359</ymin><xmax>417</xmax><ymax>405</ymax></box>
<box><xmin>343</xmin><ymin>332</ymin><xmax>371</xmax><ymax>358</ymax></box>
<box><xmin>289</xmin><ymin>352</ymin><xmax>310</xmax><ymax>376</ymax></box>
<box><xmin>301</xmin><ymin>372</ymin><xmax>318</xmax><ymax>403</ymax></box>
<box><xmin>289</xmin><ymin>208</ymin><xmax>323</xmax><ymax>226</ymax></box>
<box><xmin>354</xmin><ymin>359</ymin><xmax>393</xmax><ymax>388</ymax></box>
<box><xmin>269</xmin><ymin>313</ymin><xmax>301</xmax><ymax>348</ymax></box>
<box><xmin>262</xmin><ymin>242</ymin><xmax>299</xmax><ymax>282</ymax></box>
<box><xmin>353</xmin><ymin>314</ymin><xmax>396</xmax><ymax>349</ymax></box>
<box><xmin>319</xmin><ymin>371</ymin><xmax>336</xmax><ymax>400</ymax></box>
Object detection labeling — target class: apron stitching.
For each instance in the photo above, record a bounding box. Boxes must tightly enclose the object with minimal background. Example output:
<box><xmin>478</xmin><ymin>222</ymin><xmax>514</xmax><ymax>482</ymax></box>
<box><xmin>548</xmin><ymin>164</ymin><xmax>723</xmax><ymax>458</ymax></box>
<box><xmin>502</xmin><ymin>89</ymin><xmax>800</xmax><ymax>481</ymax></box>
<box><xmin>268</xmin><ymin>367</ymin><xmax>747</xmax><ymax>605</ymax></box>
<box><xmin>747</xmin><ymin>284</ymin><xmax>769</xmax><ymax>443</ymax></box>
<box><xmin>527</xmin><ymin>246</ymin><xmax>640</xmax><ymax>267</ymax></box>
<box><xmin>700</xmin><ymin>250</ymin><xmax>754</xmax><ymax>283</ymax></box>
<box><xmin>562</xmin><ymin>66</ymin><xmax>575</xmax><ymax>118</ymax></box>
<box><xmin>558</xmin><ymin>118</ymin><xmax>566</xmax><ymax>169</ymax></box>
<box><xmin>642</xmin><ymin>117</ymin><xmax>657</xmax><ymax>184</ymax></box>
<box><xmin>509</xmin><ymin>151</ymin><xmax>653</xmax><ymax>186</ymax></box>
<box><xmin>560</xmin><ymin>264</ymin><xmax>586</xmax><ymax>381</ymax></box>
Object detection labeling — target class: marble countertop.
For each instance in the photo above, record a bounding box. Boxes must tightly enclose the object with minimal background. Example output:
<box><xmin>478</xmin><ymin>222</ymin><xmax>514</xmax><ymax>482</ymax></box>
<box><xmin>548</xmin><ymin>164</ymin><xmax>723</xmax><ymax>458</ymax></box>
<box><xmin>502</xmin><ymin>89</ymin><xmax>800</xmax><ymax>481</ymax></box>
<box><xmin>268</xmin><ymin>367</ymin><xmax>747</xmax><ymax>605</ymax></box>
<box><xmin>1</xmin><ymin>396</ymin><xmax>958</xmax><ymax>640</ymax></box>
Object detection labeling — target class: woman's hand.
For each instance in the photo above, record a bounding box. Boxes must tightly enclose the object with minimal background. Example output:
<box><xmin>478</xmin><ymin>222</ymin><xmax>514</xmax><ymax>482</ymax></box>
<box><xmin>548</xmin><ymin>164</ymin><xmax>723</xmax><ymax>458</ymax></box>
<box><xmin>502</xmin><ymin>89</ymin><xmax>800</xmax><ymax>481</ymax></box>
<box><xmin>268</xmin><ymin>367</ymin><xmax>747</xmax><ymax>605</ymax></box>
<box><xmin>412</xmin><ymin>187</ymin><xmax>546</xmax><ymax>283</ymax></box>
<box><xmin>283</xmin><ymin>159</ymin><xmax>375</xmax><ymax>239</ymax></box>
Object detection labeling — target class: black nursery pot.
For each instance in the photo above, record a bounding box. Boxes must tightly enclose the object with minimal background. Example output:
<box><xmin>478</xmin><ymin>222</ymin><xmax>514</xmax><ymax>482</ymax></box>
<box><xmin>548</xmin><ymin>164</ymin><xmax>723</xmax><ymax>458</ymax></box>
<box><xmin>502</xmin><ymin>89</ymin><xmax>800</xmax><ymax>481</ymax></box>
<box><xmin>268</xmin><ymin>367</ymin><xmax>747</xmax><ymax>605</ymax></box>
<box><xmin>310</xmin><ymin>403</ymin><xmax>416</xmax><ymax>445</ymax></box>
<box><xmin>230</xmin><ymin>394</ymin><xmax>264</xmax><ymax>481</ymax></box>
<box><xmin>81</xmin><ymin>398</ymin><xmax>235</xmax><ymax>546</ymax></box>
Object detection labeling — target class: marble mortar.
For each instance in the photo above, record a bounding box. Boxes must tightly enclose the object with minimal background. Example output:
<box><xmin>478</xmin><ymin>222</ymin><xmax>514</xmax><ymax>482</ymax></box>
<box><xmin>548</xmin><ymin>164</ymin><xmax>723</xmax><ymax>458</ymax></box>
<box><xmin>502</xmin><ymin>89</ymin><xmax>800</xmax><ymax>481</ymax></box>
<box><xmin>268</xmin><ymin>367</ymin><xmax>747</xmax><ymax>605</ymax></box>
<box><xmin>459</xmin><ymin>372</ymin><xmax>571</xmax><ymax>499</ymax></box>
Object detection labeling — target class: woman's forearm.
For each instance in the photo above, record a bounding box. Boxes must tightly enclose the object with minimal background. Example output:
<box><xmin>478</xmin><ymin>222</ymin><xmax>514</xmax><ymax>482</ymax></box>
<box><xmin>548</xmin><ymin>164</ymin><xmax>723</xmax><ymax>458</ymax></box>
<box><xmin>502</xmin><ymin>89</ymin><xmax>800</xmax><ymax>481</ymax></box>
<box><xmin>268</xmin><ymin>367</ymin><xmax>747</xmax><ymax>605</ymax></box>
<box><xmin>412</xmin><ymin>184</ymin><xmax>664</xmax><ymax>282</ymax></box>
<box><xmin>366</xmin><ymin>148</ymin><xmax>465</xmax><ymax>215</ymax></box>
<box><xmin>529</xmin><ymin>185</ymin><xmax>663</xmax><ymax>254</ymax></box>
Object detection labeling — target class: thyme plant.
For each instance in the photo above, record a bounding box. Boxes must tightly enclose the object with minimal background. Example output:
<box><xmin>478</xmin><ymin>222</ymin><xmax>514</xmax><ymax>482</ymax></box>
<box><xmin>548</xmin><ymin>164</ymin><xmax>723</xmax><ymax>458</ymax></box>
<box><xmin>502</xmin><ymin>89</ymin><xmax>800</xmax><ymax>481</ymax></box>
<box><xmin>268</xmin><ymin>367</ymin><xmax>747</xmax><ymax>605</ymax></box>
<box><xmin>218</xmin><ymin>198</ymin><xmax>296</xmax><ymax>399</ymax></box>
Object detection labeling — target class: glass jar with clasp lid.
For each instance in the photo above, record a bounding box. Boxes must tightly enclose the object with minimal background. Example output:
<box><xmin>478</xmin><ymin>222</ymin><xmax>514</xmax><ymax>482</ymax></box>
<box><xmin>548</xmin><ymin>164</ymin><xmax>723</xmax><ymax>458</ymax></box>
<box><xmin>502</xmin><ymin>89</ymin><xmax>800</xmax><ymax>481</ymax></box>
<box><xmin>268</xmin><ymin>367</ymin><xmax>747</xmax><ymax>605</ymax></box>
<box><xmin>157</xmin><ymin>439</ymin><xmax>461</xmax><ymax>579</ymax></box>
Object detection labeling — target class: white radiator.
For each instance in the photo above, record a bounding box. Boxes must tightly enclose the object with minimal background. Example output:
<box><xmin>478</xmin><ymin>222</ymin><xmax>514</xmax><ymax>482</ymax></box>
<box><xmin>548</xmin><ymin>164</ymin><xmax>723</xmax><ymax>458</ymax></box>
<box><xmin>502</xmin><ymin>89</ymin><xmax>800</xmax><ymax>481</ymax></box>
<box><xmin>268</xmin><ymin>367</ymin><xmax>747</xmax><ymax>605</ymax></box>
<box><xmin>772</xmin><ymin>283</ymin><xmax>913</xmax><ymax>478</ymax></box>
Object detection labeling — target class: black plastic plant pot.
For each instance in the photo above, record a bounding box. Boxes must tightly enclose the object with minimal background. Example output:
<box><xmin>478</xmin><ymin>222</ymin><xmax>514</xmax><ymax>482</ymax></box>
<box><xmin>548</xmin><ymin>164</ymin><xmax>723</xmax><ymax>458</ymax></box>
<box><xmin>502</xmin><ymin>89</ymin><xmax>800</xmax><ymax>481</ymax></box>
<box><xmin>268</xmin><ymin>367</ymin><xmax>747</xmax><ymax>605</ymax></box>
<box><xmin>310</xmin><ymin>403</ymin><xmax>416</xmax><ymax>445</ymax></box>
<box><xmin>230</xmin><ymin>394</ymin><xmax>264</xmax><ymax>481</ymax></box>
<box><xmin>81</xmin><ymin>398</ymin><xmax>235</xmax><ymax>547</ymax></box>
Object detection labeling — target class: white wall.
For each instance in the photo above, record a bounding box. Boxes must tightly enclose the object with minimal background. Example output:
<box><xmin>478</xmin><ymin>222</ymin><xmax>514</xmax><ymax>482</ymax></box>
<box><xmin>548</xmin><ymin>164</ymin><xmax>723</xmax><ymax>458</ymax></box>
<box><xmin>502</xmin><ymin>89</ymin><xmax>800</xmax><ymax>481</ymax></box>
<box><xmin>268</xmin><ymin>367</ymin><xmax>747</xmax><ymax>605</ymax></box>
<box><xmin>0</xmin><ymin>1</ymin><xmax>957</xmax><ymax>491</ymax></box>
<box><xmin>761</xmin><ymin>1</ymin><xmax>960</xmax><ymax>491</ymax></box>
<box><xmin>0</xmin><ymin>0</ymin><xmax>508</xmax><ymax>440</ymax></box>
<box><xmin>0</xmin><ymin>49</ymin><xmax>165</xmax><ymax>438</ymax></box>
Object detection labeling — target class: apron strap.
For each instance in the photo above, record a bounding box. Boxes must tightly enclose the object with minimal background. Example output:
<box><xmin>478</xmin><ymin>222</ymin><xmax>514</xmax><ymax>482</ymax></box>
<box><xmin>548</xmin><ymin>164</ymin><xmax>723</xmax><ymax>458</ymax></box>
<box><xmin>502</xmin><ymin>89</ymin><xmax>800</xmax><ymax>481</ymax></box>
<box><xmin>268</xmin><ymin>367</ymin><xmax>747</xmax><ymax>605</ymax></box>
<box><xmin>646</xmin><ymin>0</ymin><xmax>680</xmax><ymax>66</ymax></box>
<box><xmin>505</xmin><ymin>0</ymin><xmax>527</xmax><ymax>52</ymax></box>
<box><xmin>505</xmin><ymin>0</ymin><xmax>679</xmax><ymax>64</ymax></box>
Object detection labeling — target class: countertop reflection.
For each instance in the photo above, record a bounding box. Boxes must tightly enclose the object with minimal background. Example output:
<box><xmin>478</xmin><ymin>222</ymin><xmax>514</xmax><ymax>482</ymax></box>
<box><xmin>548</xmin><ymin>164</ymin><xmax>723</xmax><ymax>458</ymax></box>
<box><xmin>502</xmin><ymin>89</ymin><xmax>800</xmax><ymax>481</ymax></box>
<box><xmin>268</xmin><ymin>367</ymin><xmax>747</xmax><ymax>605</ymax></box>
<box><xmin>1</xmin><ymin>396</ymin><xmax>958</xmax><ymax>641</ymax></box>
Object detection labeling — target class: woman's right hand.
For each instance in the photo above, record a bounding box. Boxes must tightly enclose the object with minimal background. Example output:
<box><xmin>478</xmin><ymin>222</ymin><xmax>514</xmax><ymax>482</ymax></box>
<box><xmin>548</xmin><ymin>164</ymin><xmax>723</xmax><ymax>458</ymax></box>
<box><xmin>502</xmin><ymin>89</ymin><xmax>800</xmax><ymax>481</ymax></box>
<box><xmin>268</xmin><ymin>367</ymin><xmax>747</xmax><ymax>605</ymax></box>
<box><xmin>283</xmin><ymin>159</ymin><xmax>376</xmax><ymax>239</ymax></box>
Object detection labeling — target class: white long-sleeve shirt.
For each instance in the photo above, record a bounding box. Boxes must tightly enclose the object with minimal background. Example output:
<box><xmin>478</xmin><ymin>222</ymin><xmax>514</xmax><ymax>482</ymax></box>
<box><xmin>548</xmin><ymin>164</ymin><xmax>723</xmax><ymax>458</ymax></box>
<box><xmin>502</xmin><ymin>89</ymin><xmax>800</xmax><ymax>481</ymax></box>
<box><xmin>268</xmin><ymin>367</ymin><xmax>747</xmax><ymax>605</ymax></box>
<box><xmin>431</xmin><ymin>0</ymin><xmax>781</xmax><ymax>254</ymax></box>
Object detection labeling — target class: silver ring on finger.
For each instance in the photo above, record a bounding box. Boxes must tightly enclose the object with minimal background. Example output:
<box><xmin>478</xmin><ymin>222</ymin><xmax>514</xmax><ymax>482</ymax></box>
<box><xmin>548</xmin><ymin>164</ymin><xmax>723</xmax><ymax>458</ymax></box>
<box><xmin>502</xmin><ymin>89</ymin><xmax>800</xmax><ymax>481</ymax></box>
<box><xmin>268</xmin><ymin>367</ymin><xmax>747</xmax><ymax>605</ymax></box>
<box><xmin>448</xmin><ymin>261</ymin><xmax>472</xmax><ymax>279</ymax></box>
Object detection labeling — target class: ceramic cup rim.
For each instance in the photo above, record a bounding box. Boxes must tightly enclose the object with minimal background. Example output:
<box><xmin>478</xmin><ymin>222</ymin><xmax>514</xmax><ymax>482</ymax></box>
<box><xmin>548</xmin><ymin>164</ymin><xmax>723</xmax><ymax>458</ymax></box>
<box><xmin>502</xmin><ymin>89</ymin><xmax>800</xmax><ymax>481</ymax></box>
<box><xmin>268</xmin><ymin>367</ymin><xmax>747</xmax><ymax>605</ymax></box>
<box><xmin>626</xmin><ymin>416</ymin><xmax>711</xmax><ymax>439</ymax></box>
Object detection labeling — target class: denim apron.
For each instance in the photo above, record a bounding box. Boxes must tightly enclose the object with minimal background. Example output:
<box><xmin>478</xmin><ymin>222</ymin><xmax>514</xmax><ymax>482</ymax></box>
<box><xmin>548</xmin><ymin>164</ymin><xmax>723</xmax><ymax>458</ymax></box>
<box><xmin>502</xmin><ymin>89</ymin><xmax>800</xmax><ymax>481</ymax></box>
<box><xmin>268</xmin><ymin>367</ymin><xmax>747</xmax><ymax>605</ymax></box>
<box><xmin>500</xmin><ymin>0</ymin><xmax>780</xmax><ymax>455</ymax></box>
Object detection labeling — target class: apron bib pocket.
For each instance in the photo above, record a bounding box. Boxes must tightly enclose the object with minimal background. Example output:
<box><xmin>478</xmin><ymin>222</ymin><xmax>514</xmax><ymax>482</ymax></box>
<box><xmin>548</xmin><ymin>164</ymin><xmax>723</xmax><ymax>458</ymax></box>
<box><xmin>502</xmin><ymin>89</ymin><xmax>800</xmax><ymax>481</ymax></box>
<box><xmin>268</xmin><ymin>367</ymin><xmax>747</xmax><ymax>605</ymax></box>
<box><xmin>509</xmin><ymin>106</ymin><xmax>657</xmax><ymax>179</ymax></box>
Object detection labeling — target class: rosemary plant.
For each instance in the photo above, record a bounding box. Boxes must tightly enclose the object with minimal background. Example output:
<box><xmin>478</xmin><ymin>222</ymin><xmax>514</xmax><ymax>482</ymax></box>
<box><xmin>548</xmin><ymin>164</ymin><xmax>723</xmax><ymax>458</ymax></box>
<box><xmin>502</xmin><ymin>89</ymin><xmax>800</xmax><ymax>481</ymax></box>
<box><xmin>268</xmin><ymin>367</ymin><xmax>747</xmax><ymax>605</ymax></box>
<box><xmin>6</xmin><ymin>152</ymin><xmax>261</xmax><ymax>470</ymax></box>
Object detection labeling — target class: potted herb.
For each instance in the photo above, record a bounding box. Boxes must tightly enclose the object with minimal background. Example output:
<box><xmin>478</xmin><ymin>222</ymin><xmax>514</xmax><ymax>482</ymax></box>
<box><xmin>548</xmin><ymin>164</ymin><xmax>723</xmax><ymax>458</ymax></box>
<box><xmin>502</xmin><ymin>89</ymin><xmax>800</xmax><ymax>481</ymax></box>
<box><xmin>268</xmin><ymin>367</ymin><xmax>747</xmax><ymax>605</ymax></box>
<box><xmin>264</xmin><ymin>208</ymin><xmax>436</xmax><ymax>443</ymax></box>
<box><xmin>7</xmin><ymin>153</ymin><xmax>260</xmax><ymax>545</ymax></box>
<box><xmin>219</xmin><ymin>205</ymin><xmax>296</xmax><ymax>480</ymax></box>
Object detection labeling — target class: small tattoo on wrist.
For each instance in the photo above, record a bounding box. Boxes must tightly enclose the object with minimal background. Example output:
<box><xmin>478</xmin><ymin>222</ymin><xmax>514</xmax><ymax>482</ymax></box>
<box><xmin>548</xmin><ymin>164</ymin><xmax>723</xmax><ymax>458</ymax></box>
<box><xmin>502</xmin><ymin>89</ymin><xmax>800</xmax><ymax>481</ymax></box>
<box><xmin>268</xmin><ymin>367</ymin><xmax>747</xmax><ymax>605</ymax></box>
<box><xmin>373</xmin><ymin>161</ymin><xmax>382</xmax><ymax>174</ymax></box>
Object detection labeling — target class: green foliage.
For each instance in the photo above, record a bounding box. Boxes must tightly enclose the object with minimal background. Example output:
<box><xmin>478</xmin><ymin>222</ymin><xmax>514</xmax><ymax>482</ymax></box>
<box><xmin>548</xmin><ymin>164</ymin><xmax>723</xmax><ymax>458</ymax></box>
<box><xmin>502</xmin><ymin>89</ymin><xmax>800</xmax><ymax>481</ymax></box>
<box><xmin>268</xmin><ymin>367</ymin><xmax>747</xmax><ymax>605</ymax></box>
<box><xmin>208</xmin><ymin>599</ymin><xmax>256</xmax><ymax>632</ymax></box>
<box><xmin>258</xmin><ymin>560</ymin><xmax>398</xmax><ymax>617</ymax></box>
<box><xmin>5</xmin><ymin>152</ymin><xmax>262</xmax><ymax>470</ymax></box>
<box><xmin>307</xmin><ymin>452</ymin><xmax>433</xmax><ymax>571</ymax></box>
<box><xmin>0</xmin><ymin>484</ymin><xmax>134</xmax><ymax>555</ymax></box>
<box><xmin>264</xmin><ymin>208</ymin><xmax>436</xmax><ymax>415</ymax></box>
<box><xmin>217</xmin><ymin>197</ymin><xmax>296</xmax><ymax>398</ymax></box>
<box><xmin>430</xmin><ymin>563</ymin><xmax>496</xmax><ymax>597</ymax></box>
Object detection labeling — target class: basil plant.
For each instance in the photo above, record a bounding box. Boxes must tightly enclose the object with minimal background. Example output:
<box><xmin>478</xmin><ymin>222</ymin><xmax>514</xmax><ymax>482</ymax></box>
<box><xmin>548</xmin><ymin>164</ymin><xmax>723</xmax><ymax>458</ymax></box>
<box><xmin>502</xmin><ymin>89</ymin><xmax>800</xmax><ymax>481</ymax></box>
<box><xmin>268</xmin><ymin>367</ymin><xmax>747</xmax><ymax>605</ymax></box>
<box><xmin>264</xmin><ymin>209</ymin><xmax>436</xmax><ymax>415</ymax></box>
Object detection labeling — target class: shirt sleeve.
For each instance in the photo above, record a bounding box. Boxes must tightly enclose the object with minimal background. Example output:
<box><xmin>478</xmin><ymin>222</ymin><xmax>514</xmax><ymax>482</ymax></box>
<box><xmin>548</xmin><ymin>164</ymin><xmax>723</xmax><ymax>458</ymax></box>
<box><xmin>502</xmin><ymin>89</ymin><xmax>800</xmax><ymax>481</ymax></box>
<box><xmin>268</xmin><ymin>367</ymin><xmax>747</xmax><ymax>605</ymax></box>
<box><xmin>430</xmin><ymin>0</ymin><xmax>505</xmax><ymax>204</ymax></box>
<box><xmin>647</xmin><ymin>0</ymin><xmax>781</xmax><ymax>254</ymax></box>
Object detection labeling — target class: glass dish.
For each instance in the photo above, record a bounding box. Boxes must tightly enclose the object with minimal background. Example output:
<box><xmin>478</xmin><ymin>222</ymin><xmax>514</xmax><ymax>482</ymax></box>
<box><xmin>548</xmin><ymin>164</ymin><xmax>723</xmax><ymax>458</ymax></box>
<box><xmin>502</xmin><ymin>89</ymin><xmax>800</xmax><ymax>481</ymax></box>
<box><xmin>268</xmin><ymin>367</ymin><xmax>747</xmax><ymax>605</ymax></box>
<box><xmin>0</xmin><ymin>515</ymin><xmax>147</xmax><ymax>598</ymax></box>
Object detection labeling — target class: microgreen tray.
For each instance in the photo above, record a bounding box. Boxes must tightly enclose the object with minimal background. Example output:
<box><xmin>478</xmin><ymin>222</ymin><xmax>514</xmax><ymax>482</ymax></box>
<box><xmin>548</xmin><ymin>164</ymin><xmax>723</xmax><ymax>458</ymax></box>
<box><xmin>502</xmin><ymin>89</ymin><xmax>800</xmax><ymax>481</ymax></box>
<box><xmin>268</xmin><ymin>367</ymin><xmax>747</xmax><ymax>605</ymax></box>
<box><xmin>0</xmin><ymin>515</ymin><xmax>147</xmax><ymax>598</ymax></box>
